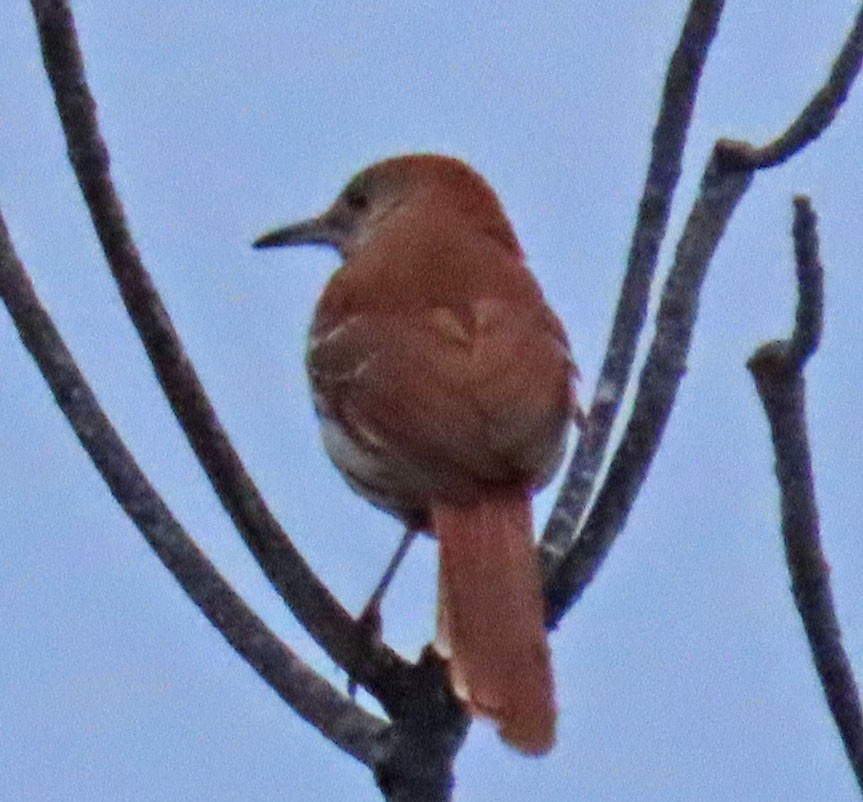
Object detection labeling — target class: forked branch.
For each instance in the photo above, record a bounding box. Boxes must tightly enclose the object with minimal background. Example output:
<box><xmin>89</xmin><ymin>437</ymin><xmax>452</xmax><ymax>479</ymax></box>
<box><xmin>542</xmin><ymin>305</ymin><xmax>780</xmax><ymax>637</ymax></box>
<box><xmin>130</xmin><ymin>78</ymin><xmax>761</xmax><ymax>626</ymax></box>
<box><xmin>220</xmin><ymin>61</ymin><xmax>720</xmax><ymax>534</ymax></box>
<box><xmin>748</xmin><ymin>198</ymin><xmax>863</xmax><ymax>793</ymax></box>
<box><xmin>0</xmin><ymin>210</ymin><xmax>386</xmax><ymax>766</ymax></box>
<box><xmin>545</xmin><ymin>0</ymin><xmax>863</xmax><ymax>623</ymax></box>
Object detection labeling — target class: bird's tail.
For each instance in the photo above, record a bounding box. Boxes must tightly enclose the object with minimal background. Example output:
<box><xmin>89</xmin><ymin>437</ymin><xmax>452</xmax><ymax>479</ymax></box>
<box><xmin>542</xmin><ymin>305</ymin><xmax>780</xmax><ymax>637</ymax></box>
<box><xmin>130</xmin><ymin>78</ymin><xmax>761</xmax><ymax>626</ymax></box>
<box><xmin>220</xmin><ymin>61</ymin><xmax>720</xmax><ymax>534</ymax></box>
<box><xmin>432</xmin><ymin>487</ymin><xmax>555</xmax><ymax>755</ymax></box>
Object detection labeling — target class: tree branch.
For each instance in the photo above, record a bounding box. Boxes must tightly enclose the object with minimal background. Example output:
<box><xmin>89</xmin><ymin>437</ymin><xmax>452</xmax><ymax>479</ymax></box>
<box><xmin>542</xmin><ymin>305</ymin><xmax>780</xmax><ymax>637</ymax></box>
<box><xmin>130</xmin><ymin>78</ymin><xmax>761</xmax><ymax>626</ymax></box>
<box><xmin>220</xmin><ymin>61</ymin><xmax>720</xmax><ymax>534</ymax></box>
<box><xmin>28</xmin><ymin>0</ymin><xmax>409</xmax><ymax>699</ymax></box>
<box><xmin>744</xmin><ymin>7</ymin><xmax>863</xmax><ymax>169</ymax></box>
<box><xmin>545</xmin><ymin>146</ymin><xmax>752</xmax><ymax>624</ymax></box>
<box><xmin>0</xmin><ymin>209</ymin><xmax>386</xmax><ymax>766</ymax></box>
<box><xmin>747</xmin><ymin>197</ymin><xmax>863</xmax><ymax>793</ymax></box>
<box><xmin>545</xmin><ymin>1</ymin><xmax>863</xmax><ymax>623</ymax></box>
<box><xmin>787</xmin><ymin>197</ymin><xmax>824</xmax><ymax>367</ymax></box>
<box><xmin>541</xmin><ymin>0</ymin><xmax>727</xmax><ymax>566</ymax></box>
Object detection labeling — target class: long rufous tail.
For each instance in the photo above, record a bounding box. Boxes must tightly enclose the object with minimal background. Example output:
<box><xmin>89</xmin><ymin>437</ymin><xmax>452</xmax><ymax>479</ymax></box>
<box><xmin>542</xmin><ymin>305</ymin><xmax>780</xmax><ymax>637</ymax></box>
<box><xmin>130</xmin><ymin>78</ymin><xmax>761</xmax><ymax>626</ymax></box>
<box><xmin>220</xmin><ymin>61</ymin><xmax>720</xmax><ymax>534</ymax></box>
<box><xmin>432</xmin><ymin>488</ymin><xmax>555</xmax><ymax>755</ymax></box>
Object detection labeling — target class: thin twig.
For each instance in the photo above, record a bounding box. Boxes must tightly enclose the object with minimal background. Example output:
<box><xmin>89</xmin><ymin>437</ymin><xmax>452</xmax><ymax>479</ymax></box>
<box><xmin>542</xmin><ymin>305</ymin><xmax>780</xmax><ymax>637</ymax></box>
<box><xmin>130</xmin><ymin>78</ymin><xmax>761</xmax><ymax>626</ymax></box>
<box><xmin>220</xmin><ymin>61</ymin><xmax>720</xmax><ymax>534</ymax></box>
<box><xmin>28</xmin><ymin>0</ymin><xmax>408</xmax><ymax>698</ymax></box>
<box><xmin>0</xmin><ymin>209</ymin><xmax>386</xmax><ymax>766</ymax></box>
<box><xmin>545</xmin><ymin>1</ymin><xmax>863</xmax><ymax>623</ymax></box>
<box><xmin>788</xmin><ymin>197</ymin><xmax>823</xmax><ymax>366</ymax></box>
<box><xmin>747</xmin><ymin>198</ymin><xmax>863</xmax><ymax>793</ymax></box>
<box><xmin>541</xmin><ymin>0</ymin><xmax>727</xmax><ymax>567</ymax></box>
<box><xmin>749</xmin><ymin>7</ymin><xmax>863</xmax><ymax>169</ymax></box>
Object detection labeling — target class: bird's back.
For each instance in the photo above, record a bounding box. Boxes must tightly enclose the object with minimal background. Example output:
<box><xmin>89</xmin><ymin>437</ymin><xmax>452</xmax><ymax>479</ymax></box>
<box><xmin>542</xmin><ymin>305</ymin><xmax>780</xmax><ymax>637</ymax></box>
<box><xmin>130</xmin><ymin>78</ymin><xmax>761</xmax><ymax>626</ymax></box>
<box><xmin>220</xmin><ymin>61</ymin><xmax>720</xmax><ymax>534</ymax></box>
<box><xmin>307</xmin><ymin>200</ymin><xmax>574</xmax><ymax>525</ymax></box>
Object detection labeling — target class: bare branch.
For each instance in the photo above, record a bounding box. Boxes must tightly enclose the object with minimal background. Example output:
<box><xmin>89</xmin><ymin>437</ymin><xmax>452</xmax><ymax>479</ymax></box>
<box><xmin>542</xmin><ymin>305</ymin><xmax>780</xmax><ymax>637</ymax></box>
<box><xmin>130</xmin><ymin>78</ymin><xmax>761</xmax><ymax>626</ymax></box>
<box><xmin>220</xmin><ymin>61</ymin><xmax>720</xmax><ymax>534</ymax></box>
<box><xmin>747</xmin><ymin>7</ymin><xmax>863</xmax><ymax>169</ymax></box>
<box><xmin>28</xmin><ymin>0</ymin><xmax>408</xmax><ymax>697</ymax></box>
<box><xmin>545</xmin><ymin>149</ymin><xmax>752</xmax><ymax>624</ymax></box>
<box><xmin>788</xmin><ymin>196</ymin><xmax>824</xmax><ymax>367</ymax></box>
<box><xmin>541</xmin><ymin>0</ymin><xmax>727</xmax><ymax>565</ymax></box>
<box><xmin>371</xmin><ymin>650</ymin><xmax>468</xmax><ymax>802</ymax></box>
<box><xmin>0</xmin><ymin>209</ymin><xmax>386</xmax><ymax>766</ymax></box>
<box><xmin>545</xmin><ymin>2</ymin><xmax>863</xmax><ymax>623</ymax></box>
<box><xmin>11</xmin><ymin>4</ymin><xmax>863</xmax><ymax>796</ymax></box>
<box><xmin>747</xmin><ymin>198</ymin><xmax>863</xmax><ymax>792</ymax></box>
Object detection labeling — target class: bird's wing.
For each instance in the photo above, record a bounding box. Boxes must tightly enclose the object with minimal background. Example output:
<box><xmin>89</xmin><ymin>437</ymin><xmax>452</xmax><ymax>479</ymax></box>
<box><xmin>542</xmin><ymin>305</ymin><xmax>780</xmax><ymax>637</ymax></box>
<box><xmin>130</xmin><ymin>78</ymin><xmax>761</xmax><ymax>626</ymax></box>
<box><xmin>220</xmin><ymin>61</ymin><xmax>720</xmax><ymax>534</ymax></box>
<box><xmin>307</xmin><ymin>295</ymin><xmax>573</xmax><ymax>496</ymax></box>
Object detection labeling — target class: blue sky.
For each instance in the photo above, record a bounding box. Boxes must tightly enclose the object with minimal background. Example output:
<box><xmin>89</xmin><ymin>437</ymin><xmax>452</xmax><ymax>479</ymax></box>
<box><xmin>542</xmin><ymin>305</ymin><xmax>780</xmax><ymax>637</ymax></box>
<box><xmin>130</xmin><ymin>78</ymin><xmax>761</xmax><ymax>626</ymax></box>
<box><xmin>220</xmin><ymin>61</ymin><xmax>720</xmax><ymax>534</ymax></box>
<box><xmin>2</xmin><ymin>3</ymin><xmax>862</xmax><ymax>800</ymax></box>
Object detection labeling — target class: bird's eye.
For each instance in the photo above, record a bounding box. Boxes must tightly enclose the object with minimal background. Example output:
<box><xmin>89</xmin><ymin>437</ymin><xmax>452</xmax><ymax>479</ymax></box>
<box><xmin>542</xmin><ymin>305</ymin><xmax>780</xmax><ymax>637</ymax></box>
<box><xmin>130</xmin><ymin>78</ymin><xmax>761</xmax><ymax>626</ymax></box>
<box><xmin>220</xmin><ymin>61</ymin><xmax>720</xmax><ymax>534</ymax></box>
<box><xmin>344</xmin><ymin>187</ymin><xmax>369</xmax><ymax>212</ymax></box>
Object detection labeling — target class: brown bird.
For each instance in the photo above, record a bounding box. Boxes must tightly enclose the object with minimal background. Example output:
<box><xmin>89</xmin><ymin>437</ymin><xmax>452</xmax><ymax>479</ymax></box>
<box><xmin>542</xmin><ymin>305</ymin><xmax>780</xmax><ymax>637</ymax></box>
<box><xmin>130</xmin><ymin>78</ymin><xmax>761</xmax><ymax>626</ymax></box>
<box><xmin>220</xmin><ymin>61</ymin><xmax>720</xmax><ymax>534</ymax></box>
<box><xmin>254</xmin><ymin>154</ymin><xmax>578</xmax><ymax>755</ymax></box>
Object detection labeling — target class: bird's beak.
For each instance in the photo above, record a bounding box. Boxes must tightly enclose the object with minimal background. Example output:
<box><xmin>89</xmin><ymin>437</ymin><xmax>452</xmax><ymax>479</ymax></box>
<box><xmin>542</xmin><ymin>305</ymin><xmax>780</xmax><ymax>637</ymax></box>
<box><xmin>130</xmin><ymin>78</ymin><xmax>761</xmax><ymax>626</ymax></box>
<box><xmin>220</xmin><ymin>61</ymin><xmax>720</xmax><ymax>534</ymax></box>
<box><xmin>252</xmin><ymin>215</ymin><xmax>341</xmax><ymax>250</ymax></box>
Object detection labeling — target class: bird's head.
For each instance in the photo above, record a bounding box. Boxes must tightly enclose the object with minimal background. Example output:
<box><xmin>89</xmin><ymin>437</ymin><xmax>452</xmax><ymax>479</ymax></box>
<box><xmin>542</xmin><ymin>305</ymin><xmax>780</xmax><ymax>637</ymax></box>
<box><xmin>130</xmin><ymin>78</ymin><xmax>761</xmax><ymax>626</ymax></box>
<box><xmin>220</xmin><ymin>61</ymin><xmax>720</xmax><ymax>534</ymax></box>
<box><xmin>253</xmin><ymin>154</ymin><xmax>520</xmax><ymax>258</ymax></box>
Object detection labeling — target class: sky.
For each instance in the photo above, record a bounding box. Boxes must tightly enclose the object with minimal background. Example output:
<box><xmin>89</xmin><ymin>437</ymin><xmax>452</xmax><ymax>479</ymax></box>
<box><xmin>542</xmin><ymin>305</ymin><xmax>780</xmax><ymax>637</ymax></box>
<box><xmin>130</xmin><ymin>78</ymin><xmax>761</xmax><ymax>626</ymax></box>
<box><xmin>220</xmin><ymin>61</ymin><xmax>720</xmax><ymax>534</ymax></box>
<box><xmin>2</xmin><ymin>3</ymin><xmax>862</xmax><ymax>801</ymax></box>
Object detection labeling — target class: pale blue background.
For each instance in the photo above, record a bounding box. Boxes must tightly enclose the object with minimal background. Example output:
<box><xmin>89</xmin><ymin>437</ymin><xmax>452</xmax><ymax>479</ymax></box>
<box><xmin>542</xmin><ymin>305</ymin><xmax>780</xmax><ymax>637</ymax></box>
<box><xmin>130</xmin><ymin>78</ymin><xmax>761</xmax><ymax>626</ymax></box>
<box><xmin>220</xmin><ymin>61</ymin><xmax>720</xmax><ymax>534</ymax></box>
<box><xmin>2</xmin><ymin>3</ymin><xmax>862</xmax><ymax>800</ymax></box>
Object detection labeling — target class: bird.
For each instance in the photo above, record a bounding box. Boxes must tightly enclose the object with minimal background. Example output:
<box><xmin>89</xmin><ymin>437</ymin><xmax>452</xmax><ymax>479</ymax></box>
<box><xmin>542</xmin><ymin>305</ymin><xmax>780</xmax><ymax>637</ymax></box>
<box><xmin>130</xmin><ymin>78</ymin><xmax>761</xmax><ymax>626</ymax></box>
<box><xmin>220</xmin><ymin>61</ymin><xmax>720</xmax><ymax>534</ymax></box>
<box><xmin>254</xmin><ymin>154</ymin><xmax>579</xmax><ymax>755</ymax></box>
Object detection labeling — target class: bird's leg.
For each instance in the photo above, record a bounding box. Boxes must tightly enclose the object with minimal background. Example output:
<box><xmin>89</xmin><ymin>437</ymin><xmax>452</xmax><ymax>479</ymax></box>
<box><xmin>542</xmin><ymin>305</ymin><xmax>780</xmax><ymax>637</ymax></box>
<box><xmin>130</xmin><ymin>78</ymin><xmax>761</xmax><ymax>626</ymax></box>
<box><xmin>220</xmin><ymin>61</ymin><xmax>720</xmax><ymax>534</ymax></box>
<box><xmin>349</xmin><ymin>527</ymin><xmax>419</xmax><ymax>697</ymax></box>
<box><xmin>359</xmin><ymin>527</ymin><xmax>418</xmax><ymax>625</ymax></box>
